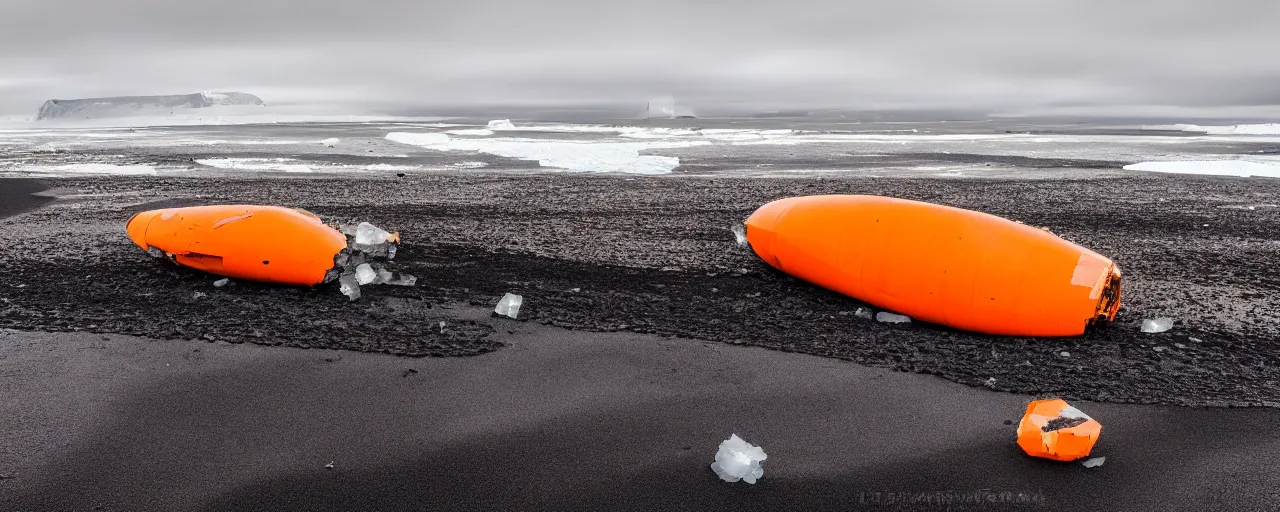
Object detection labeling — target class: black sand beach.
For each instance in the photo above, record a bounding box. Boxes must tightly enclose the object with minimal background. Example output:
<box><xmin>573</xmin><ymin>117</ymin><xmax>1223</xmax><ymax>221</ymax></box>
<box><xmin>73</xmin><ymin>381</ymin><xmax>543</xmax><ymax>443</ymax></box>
<box><xmin>4</xmin><ymin>326</ymin><xmax>1280</xmax><ymax>512</ymax></box>
<box><xmin>2</xmin><ymin>171</ymin><xmax>1280</xmax><ymax>510</ymax></box>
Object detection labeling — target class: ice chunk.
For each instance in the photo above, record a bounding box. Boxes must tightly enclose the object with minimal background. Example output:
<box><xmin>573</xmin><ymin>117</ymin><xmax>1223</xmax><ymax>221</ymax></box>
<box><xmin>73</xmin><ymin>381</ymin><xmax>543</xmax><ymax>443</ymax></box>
<box><xmin>355</xmin><ymin>222</ymin><xmax>397</xmax><ymax>245</ymax></box>
<box><xmin>711</xmin><ymin>434</ymin><xmax>767</xmax><ymax>484</ymax></box>
<box><xmin>731</xmin><ymin>224</ymin><xmax>748</xmax><ymax>246</ymax></box>
<box><xmin>384</xmin><ymin>272</ymin><xmax>417</xmax><ymax>286</ymax></box>
<box><xmin>855</xmin><ymin>307</ymin><xmax>874</xmax><ymax>320</ymax></box>
<box><xmin>1082</xmin><ymin>457</ymin><xmax>1106</xmax><ymax>468</ymax></box>
<box><xmin>494</xmin><ymin>293</ymin><xmax>523</xmax><ymax>319</ymax></box>
<box><xmin>319</xmin><ymin>138</ymin><xmax>339</xmax><ymax>147</ymax></box>
<box><xmin>193</xmin><ymin>292</ymin><xmax>207</xmax><ymax>299</ymax></box>
<box><xmin>355</xmin><ymin>264</ymin><xmax>378</xmax><ymax>285</ymax></box>
<box><xmin>1060</xmin><ymin>351</ymin><xmax>1071</xmax><ymax>358</ymax></box>
<box><xmin>213</xmin><ymin>278</ymin><xmax>230</xmax><ymax>288</ymax></box>
<box><xmin>1141</xmin><ymin>318</ymin><xmax>1174</xmax><ymax>333</ymax></box>
<box><xmin>339</xmin><ymin>274</ymin><xmax>361</xmax><ymax>301</ymax></box>
<box><xmin>876</xmin><ymin>312</ymin><xmax>911</xmax><ymax>324</ymax></box>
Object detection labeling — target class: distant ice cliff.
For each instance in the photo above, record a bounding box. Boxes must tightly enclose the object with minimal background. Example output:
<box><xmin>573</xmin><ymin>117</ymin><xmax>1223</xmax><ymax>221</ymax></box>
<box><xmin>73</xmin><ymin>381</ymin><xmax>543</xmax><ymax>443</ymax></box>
<box><xmin>37</xmin><ymin>92</ymin><xmax>265</xmax><ymax>121</ymax></box>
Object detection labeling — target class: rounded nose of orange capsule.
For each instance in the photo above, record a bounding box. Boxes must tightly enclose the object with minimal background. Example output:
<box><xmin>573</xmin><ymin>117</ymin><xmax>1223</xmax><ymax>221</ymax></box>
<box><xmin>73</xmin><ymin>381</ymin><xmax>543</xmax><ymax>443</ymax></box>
<box><xmin>125</xmin><ymin>210</ymin><xmax>160</xmax><ymax>250</ymax></box>
<box><xmin>744</xmin><ymin>197</ymin><xmax>798</xmax><ymax>269</ymax></box>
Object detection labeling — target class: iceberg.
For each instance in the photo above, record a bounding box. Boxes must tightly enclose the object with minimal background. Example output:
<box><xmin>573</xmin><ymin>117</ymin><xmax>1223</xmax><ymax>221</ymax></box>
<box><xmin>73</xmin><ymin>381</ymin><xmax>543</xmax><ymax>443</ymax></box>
<box><xmin>446</xmin><ymin>128</ymin><xmax>495</xmax><ymax>136</ymax></box>
<box><xmin>644</xmin><ymin>95</ymin><xmax>676</xmax><ymax>119</ymax></box>
<box><xmin>37</xmin><ymin>92</ymin><xmax>264</xmax><ymax>121</ymax></box>
<box><xmin>1123</xmin><ymin>160</ymin><xmax>1280</xmax><ymax>178</ymax></box>
<box><xmin>385</xmin><ymin>132</ymin><xmax>706</xmax><ymax>175</ymax></box>
<box><xmin>487</xmin><ymin>119</ymin><xmax>517</xmax><ymax>130</ymax></box>
<box><xmin>1172</xmin><ymin>123</ymin><xmax>1280</xmax><ymax>135</ymax></box>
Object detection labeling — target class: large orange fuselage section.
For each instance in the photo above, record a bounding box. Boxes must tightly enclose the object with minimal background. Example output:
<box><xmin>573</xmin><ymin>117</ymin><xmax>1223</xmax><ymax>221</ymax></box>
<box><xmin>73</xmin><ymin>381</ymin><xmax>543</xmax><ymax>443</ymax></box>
<box><xmin>126</xmin><ymin>205</ymin><xmax>347</xmax><ymax>286</ymax></box>
<box><xmin>745</xmin><ymin>195</ymin><xmax>1121</xmax><ymax>337</ymax></box>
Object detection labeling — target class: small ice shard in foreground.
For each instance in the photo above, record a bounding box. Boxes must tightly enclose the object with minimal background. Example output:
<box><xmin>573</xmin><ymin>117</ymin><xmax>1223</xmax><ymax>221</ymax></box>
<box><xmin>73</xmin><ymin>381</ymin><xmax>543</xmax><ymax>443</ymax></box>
<box><xmin>855</xmin><ymin>307</ymin><xmax>874</xmax><ymax>320</ymax></box>
<box><xmin>876</xmin><ymin>312</ymin><xmax>911</xmax><ymax>324</ymax></box>
<box><xmin>325</xmin><ymin>461</ymin><xmax>335</xmax><ymax>469</ymax></box>
<box><xmin>711</xmin><ymin>434</ymin><xmax>767</xmax><ymax>484</ymax></box>
<box><xmin>338</xmin><ymin>274</ymin><xmax>361</xmax><ymax>301</ymax></box>
<box><xmin>319</xmin><ymin>138</ymin><xmax>339</xmax><ymax>147</ymax></box>
<box><xmin>1141</xmin><ymin>317</ymin><xmax>1174</xmax><ymax>333</ymax></box>
<box><xmin>213</xmin><ymin>278</ymin><xmax>229</xmax><ymax>288</ymax></box>
<box><xmin>494</xmin><ymin>293</ymin><xmax>523</xmax><ymax>319</ymax></box>
<box><xmin>355</xmin><ymin>264</ymin><xmax>378</xmax><ymax>285</ymax></box>
<box><xmin>1082</xmin><ymin>457</ymin><xmax>1106</xmax><ymax>468</ymax></box>
<box><xmin>731</xmin><ymin>224</ymin><xmax>748</xmax><ymax>247</ymax></box>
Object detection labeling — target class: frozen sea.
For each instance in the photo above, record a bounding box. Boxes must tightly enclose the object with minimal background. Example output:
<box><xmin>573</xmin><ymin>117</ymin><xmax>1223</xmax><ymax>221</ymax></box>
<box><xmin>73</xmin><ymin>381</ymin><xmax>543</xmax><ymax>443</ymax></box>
<box><xmin>2</xmin><ymin>114</ymin><xmax>1278</xmax><ymax>179</ymax></box>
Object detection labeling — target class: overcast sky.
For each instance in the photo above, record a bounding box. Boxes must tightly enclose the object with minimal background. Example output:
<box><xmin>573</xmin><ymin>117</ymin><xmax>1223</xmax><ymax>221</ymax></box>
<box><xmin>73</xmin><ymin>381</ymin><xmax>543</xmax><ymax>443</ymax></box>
<box><xmin>1</xmin><ymin>0</ymin><xmax>1276</xmax><ymax>117</ymax></box>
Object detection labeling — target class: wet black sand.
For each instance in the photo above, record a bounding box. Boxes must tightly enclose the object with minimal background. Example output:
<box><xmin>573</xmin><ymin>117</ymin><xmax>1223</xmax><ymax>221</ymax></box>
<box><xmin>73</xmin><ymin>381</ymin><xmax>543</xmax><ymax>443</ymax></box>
<box><xmin>0</xmin><ymin>179</ymin><xmax>52</xmax><ymax>218</ymax></box>
<box><xmin>2</xmin><ymin>173</ymin><xmax>1278</xmax><ymax>407</ymax></box>
<box><xmin>4</xmin><ymin>325</ymin><xmax>1280</xmax><ymax>512</ymax></box>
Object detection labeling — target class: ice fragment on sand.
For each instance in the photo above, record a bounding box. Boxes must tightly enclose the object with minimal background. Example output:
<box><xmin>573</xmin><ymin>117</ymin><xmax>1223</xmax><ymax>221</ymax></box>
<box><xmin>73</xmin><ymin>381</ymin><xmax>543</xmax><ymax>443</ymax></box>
<box><xmin>193</xmin><ymin>292</ymin><xmax>206</xmax><ymax>299</ymax></box>
<box><xmin>1141</xmin><ymin>318</ymin><xmax>1173</xmax><ymax>333</ymax></box>
<box><xmin>1060</xmin><ymin>351</ymin><xmax>1071</xmax><ymax>358</ymax></box>
<box><xmin>1082</xmin><ymin>457</ymin><xmax>1106</xmax><ymax>468</ymax></box>
<box><xmin>495</xmin><ymin>293</ymin><xmax>523</xmax><ymax>319</ymax></box>
<box><xmin>876</xmin><ymin>312</ymin><xmax>911</xmax><ymax>324</ymax></box>
<box><xmin>339</xmin><ymin>275</ymin><xmax>361</xmax><ymax>301</ymax></box>
<box><xmin>384</xmin><ymin>272</ymin><xmax>417</xmax><ymax>286</ymax></box>
<box><xmin>439</xmin><ymin>321</ymin><xmax>446</xmax><ymax>333</ymax></box>
<box><xmin>355</xmin><ymin>264</ymin><xmax>378</xmax><ymax>285</ymax></box>
<box><xmin>213</xmin><ymin>278</ymin><xmax>230</xmax><ymax>288</ymax></box>
<box><xmin>319</xmin><ymin>138</ymin><xmax>339</xmax><ymax>147</ymax></box>
<box><xmin>855</xmin><ymin>307</ymin><xmax>874</xmax><ymax>320</ymax></box>
<box><xmin>985</xmin><ymin>377</ymin><xmax>998</xmax><ymax>388</ymax></box>
<box><xmin>146</xmin><ymin>246</ymin><xmax>167</xmax><ymax>259</ymax></box>
<box><xmin>354</xmin><ymin>222</ymin><xmax>398</xmax><ymax>245</ymax></box>
<box><xmin>325</xmin><ymin>461</ymin><xmax>335</xmax><ymax>469</ymax></box>
<box><xmin>711</xmin><ymin>434</ymin><xmax>767</xmax><ymax>484</ymax></box>
<box><xmin>731</xmin><ymin>224</ymin><xmax>748</xmax><ymax>246</ymax></box>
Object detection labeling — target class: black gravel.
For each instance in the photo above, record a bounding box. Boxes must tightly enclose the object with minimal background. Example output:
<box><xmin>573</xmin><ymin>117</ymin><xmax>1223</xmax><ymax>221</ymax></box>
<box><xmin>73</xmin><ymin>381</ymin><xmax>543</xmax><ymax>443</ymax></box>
<box><xmin>2</xmin><ymin>172</ymin><xmax>1278</xmax><ymax>407</ymax></box>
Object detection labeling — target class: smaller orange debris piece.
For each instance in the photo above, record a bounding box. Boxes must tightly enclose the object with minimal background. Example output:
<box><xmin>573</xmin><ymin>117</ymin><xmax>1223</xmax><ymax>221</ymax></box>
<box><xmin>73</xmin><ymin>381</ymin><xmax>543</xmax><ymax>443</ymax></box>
<box><xmin>1016</xmin><ymin>399</ymin><xmax>1101</xmax><ymax>462</ymax></box>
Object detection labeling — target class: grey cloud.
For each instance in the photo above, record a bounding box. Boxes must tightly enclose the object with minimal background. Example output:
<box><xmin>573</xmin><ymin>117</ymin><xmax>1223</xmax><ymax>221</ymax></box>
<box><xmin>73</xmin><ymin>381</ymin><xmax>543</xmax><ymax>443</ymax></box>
<box><xmin>1</xmin><ymin>0</ymin><xmax>1277</xmax><ymax>117</ymax></box>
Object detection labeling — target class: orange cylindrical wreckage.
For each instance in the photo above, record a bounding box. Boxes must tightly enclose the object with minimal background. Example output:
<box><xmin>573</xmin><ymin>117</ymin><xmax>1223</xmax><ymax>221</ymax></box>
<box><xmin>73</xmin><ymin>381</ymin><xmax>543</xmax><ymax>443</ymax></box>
<box><xmin>1016</xmin><ymin>399</ymin><xmax>1101</xmax><ymax>461</ymax></box>
<box><xmin>126</xmin><ymin>205</ymin><xmax>347</xmax><ymax>286</ymax></box>
<box><xmin>744</xmin><ymin>195</ymin><xmax>1121</xmax><ymax>337</ymax></box>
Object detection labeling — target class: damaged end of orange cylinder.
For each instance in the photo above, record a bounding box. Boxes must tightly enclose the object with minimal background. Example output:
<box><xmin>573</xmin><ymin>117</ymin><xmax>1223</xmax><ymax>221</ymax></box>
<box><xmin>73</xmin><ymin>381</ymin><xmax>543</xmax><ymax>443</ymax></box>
<box><xmin>125</xmin><ymin>209</ymin><xmax>163</xmax><ymax>251</ymax></box>
<box><xmin>1016</xmin><ymin>399</ymin><xmax>1101</xmax><ymax>462</ymax></box>
<box><xmin>1089</xmin><ymin>266</ymin><xmax>1123</xmax><ymax>328</ymax></box>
